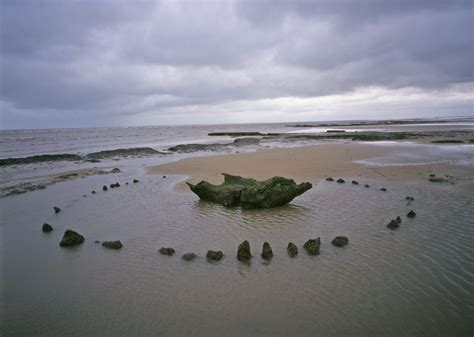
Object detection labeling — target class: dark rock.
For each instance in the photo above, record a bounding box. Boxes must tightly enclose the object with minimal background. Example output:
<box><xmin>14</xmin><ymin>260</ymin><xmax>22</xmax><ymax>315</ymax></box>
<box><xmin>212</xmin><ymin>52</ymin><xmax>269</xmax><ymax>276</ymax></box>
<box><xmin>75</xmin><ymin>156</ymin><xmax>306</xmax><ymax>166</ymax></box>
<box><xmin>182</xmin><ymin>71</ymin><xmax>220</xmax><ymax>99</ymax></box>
<box><xmin>237</xmin><ymin>240</ymin><xmax>252</xmax><ymax>261</ymax></box>
<box><xmin>287</xmin><ymin>242</ymin><xmax>298</xmax><ymax>257</ymax></box>
<box><xmin>325</xmin><ymin>177</ymin><xmax>334</xmax><ymax>181</ymax></box>
<box><xmin>351</xmin><ymin>133</ymin><xmax>409</xmax><ymax>141</ymax></box>
<box><xmin>0</xmin><ymin>153</ymin><xmax>83</xmax><ymax>167</ymax></box>
<box><xmin>405</xmin><ymin>196</ymin><xmax>414</xmax><ymax>201</ymax></box>
<box><xmin>110</xmin><ymin>182</ymin><xmax>120</xmax><ymax>188</ymax></box>
<box><xmin>208</xmin><ymin>132</ymin><xmax>265</xmax><ymax>137</ymax></box>
<box><xmin>431</xmin><ymin>140</ymin><xmax>464</xmax><ymax>144</ymax></box>
<box><xmin>407</xmin><ymin>210</ymin><xmax>416</xmax><ymax>218</ymax></box>
<box><xmin>206</xmin><ymin>250</ymin><xmax>223</xmax><ymax>261</ymax></box>
<box><xmin>168</xmin><ymin>143</ymin><xmax>226</xmax><ymax>153</ymax></box>
<box><xmin>92</xmin><ymin>190</ymin><xmax>96</xmax><ymax>194</ymax></box>
<box><xmin>53</xmin><ymin>206</ymin><xmax>61</xmax><ymax>213</ymax></box>
<box><xmin>111</xmin><ymin>168</ymin><xmax>121</xmax><ymax>173</ymax></box>
<box><xmin>336</xmin><ymin>179</ymin><xmax>345</xmax><ymax>183</ymax></box>
<box><xmin>233</xmin><ymin>137</ymin><xmax>261</xmax><ymax>145</ymax></box>
<box><xmin>59</xmin><ymin>229</ymin><xmax>85</xmax><ymax>247</ymax></box>
<box><xmin>387</xmin><ymin>219</ymin><xmax>399</xmax><ymax>230</ymax></box>
<box><xmin>163</xmin><ymin>175</ymin><xmax>167</xmax><ymax>178</ymax></box>
<box><xmin>86</xmin><ymin>147</ymin><xmax>163</xmax><ymax>159</ymax></box>
<box><xmin>352</xmin><ymin>180</ymin><xmax>359</xmax><ymax>185</ymax></box>
<box><xmin>380</xmin><ymin>188</ymin><xmax>387</xmax><ymax>192</ymax></box>
<box><xmin>428</xmin><ymin>177</ymin><xmax>447</xmax><ymax>183</ymax></box>
<box><xmin>303</xmin><ymin>238</ymin><xmax>321</xmax><ymax>255</ymax></box>
<box><xmin>276</xmin><ymin>131</ymin><xmax>411</xmax><ymax>142</ymax></box>
<box><xmin>182</xmin><ymin>253</ymin><xmax>197</xmax><ymax>261</ymax></box>
<box><xmin>331</xmin><ymin>236</ymin><xmax>349</xmax><ymax>247</ymax></box>
<box><xmin>94</xmin><ymin>240</ymin><xmax>100</xmax><ymax>243</ymax></box>
<box><xmin>187</xmin><ymin>174</ymin><xmax>312</xmax><ymax>209</ymax></box>
<box><xmin>395</xmin><ymin>216</ymin><xmax>402</xmax><ymax>224</ymax></box>
<box><xmin>125</xmin><ymin>182</ymin><xmax>129</xmax><ymax>185</ymax></box>
<box><xmin>133</xmin><ymin>179</ymin><xmax>139</xmax><ymax>183</ymax></box>
<box><xmin>429</xmin><ymin>173</ymin><xmax>436</xmax><ymax>177</ymax></box>
<box><xmin>102</xmin><ymin>240</ymin><xmax>123</xmax><ymax>249</ymax></box>
<box><xmin>103</xmin><ymin>185</ymin><xmax>108</xmax><ymax>191</ymax></box>
<box><xmin>364</xmin><ymin>184</ymin><xmax>370</xmax><ymax>188</ymax></box>
<box><xmin>159</xmin><ymin>247</ymin><xmax>175</xmax><ymax>256</ymax></box>
<box><xmin>42</xmin><ymin>223</ymin><xmax>53</xmax><ymax>233</ymax></box>
<box><xmin>261</xmin><ymin>242</ymin><xmax>273</xmax><ymax>260</ymax></box>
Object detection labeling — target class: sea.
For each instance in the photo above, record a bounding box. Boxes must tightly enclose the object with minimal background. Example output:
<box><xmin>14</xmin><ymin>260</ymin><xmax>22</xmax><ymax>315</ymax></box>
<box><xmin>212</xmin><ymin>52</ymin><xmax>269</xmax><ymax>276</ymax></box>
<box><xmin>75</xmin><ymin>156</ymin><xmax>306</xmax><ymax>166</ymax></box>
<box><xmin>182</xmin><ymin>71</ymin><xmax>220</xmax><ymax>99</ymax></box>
<box><xmin>1</xmin><ymin>118</ymin><xmax>473</xmax><ymax>337</ymax></box>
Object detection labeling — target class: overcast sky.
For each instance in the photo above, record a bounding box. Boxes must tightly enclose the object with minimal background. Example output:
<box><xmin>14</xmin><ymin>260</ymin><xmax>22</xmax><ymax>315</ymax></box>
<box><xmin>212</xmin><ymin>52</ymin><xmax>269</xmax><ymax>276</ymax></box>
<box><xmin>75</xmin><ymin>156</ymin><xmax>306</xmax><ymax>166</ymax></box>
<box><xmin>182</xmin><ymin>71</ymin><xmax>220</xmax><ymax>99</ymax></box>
<box><xmin>0</xmin><ymin>0</ymin><xmax>472</xmax><ymax>129</ymax></box>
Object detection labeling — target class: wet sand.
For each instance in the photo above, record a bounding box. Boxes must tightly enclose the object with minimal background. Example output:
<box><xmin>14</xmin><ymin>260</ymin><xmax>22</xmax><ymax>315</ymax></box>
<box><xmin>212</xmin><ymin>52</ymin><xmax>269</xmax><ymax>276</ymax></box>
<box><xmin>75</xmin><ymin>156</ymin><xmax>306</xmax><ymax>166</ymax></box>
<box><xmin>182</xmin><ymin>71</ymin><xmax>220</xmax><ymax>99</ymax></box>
<box><xmin>148</xmin><ymin>143</ymin><xmax>474</xmax><ymax>192</ymax></box>
<box><xmin>3</xmin><ymin>141</ymin><xmax>474</xmax><ymax>336</ymax></box>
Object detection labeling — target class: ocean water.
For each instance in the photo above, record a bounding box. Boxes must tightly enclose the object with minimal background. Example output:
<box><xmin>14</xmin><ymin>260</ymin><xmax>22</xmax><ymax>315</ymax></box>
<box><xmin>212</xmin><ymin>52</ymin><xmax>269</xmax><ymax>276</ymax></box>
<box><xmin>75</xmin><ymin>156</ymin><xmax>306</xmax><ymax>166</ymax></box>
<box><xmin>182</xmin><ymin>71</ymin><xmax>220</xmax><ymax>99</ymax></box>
<box><xmin>1</xmin><ymin>119</ymin><xmax>474</xmax><ymax>336</ymax></box>
<box><xmin>1</xmin><ymin>118</ymin><xmax>473</xmax><ymax>159</ymax></box>
<box><xmin>0</xmin><ymin>123</ymin><xmax>292</xmax><ymax>159</ymax></box>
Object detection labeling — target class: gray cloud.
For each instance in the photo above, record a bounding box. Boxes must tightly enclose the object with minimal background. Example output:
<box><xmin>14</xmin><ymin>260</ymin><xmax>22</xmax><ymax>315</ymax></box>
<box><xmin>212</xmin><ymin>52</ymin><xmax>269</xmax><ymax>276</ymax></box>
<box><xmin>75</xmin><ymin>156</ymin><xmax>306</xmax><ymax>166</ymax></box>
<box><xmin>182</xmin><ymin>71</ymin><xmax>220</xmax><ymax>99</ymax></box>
<box><xmin>0</xmin><ymin>0</ymin><xmax>472</xmax><ymax>129</ymax></box>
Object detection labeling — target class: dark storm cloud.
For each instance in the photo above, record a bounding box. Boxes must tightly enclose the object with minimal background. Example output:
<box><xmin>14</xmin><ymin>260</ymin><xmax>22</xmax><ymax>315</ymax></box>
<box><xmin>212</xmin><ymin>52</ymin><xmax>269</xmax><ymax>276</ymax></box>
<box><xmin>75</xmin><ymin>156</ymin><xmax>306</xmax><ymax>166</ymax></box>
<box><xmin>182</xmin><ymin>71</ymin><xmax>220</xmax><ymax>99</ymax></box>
<box><xmin>1</xmin><ymin>0</ymin><xmax>153</xmax><ymax>58</ymax></box>
<box><xmin>0</xmin><ymin>0</ymin><xmax>472</xmax><ymax>128</ymax></box>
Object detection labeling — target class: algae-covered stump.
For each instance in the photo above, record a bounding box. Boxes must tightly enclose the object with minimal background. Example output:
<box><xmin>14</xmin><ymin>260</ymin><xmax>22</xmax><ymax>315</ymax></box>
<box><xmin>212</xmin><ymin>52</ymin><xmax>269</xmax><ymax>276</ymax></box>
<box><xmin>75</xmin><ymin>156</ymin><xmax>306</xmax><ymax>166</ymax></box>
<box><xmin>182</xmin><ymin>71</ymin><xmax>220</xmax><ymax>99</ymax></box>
<box><xmin>59</xmin><ymin>230</ymin><xmax>85</xmax><ymax>247</ymax></box>
<box><xmin>187</xmin><ymin>173</ymin><xmax>312</xmax><ymax>209</ymax></box>
<box><xmin>206</xmin><ymin>250</ymin><xmax>223</xmax><ymax>261</ymax></box>
<box><xmin>407</xmin><ymin>210</ymin><xmax>416</xmax><ymax>218</ymax></box>
<box><xmin>102</xmin><ymin>241</ymin><xmax>123</xmax><ymax>249</ymax></box>
<box><xmin>182</xmin><ymin>253</ymin><xmax>197</xmax><ymax>261</ymax></box>
<box><xmin>331</xmin><ymin>236</ymin><xmax>349</xmax><ymax>247</ymax></box>
<box><xmin>387</xmin><ymin>219</ymin><xmax>399</xmax><ymax>230</ymax></box>
<box><xmin>159</xmin><ymin>247</ymin><xmax>175</xmax><ymax>256</ymax></box>
<box><xmin>287</xmin><ymin>242</ymin><xmax>298</xmax><ymax>257</ymax></box>
<box><xmin>303</xmin><ymin>238</ymin><xmax>321</xmax><ymax>255</ymax></box>
<box><xmin>261</xmin><ymin>242</ymin><xmax>273</xmax><ymax>260</ymax></box>
<box><xmin>237</xmin><ymin>240</ymin><xmax>252</xmax><ymax>261</ymax></box>
<box><xmin>42</xmin><ymin>223</ymin><xmax>53</xmax><ymax>233</ymax></box>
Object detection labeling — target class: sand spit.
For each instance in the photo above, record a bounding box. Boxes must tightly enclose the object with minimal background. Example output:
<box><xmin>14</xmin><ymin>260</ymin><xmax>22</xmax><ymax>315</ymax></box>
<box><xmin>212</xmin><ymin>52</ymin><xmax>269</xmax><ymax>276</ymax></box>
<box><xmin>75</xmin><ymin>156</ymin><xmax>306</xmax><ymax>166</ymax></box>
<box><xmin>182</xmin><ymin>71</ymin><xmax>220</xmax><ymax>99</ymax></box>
<box><xmin>148</xmin><ymin>143</ymin><xmax>474</xmax><ymax>193</ymax></box>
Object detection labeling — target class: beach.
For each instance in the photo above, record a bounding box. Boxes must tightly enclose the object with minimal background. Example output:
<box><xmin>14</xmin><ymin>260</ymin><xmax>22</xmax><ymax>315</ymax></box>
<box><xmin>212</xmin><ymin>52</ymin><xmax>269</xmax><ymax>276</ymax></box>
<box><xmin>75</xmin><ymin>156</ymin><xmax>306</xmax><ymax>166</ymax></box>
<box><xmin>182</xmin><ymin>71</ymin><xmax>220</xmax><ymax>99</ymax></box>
<box><xmin>3</xmin><ymin>1</ymin><xmax>473</xmax><ymax>334</ymax></box>
<box><xmin>1</xmin><ymin>121</ymin><xmax>474</xmax><ymax>337</ymax></box>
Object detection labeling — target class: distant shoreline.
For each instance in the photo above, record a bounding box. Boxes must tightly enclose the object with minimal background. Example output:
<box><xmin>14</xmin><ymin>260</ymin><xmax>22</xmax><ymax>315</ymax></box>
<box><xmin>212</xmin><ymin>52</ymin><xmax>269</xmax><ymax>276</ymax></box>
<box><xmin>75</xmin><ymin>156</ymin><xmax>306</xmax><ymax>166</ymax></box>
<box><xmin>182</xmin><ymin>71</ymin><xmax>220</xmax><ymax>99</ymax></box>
<box><xmin>284</xmin><ymin>116</ymin><xmax>474</xmax><ymax>128</ymax></box>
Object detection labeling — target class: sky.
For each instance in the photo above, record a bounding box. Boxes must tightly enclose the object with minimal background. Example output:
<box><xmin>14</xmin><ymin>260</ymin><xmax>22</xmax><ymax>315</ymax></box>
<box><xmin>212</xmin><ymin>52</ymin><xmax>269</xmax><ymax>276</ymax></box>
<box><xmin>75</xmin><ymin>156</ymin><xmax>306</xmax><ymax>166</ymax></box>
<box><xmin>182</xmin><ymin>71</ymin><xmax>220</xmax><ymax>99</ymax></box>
<box><xmin>0</xmin><ymin>0</ymin><xmax>473</xmax><ymax>129</ymax></box>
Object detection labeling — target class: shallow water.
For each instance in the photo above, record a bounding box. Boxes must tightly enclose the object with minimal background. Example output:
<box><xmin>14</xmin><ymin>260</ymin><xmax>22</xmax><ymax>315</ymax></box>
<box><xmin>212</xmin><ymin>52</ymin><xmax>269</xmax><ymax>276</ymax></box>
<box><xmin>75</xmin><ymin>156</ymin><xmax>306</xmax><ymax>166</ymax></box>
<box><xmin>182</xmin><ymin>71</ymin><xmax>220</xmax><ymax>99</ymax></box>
<box><xmin>1</xmin><ymin>170</ymin><xmax>473</xmax><ymax>336</ymax></box>
<box><xmin>353</xmin><ymin>142</ymin><xmax>474</xmax><ymax>166</ymax></box>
